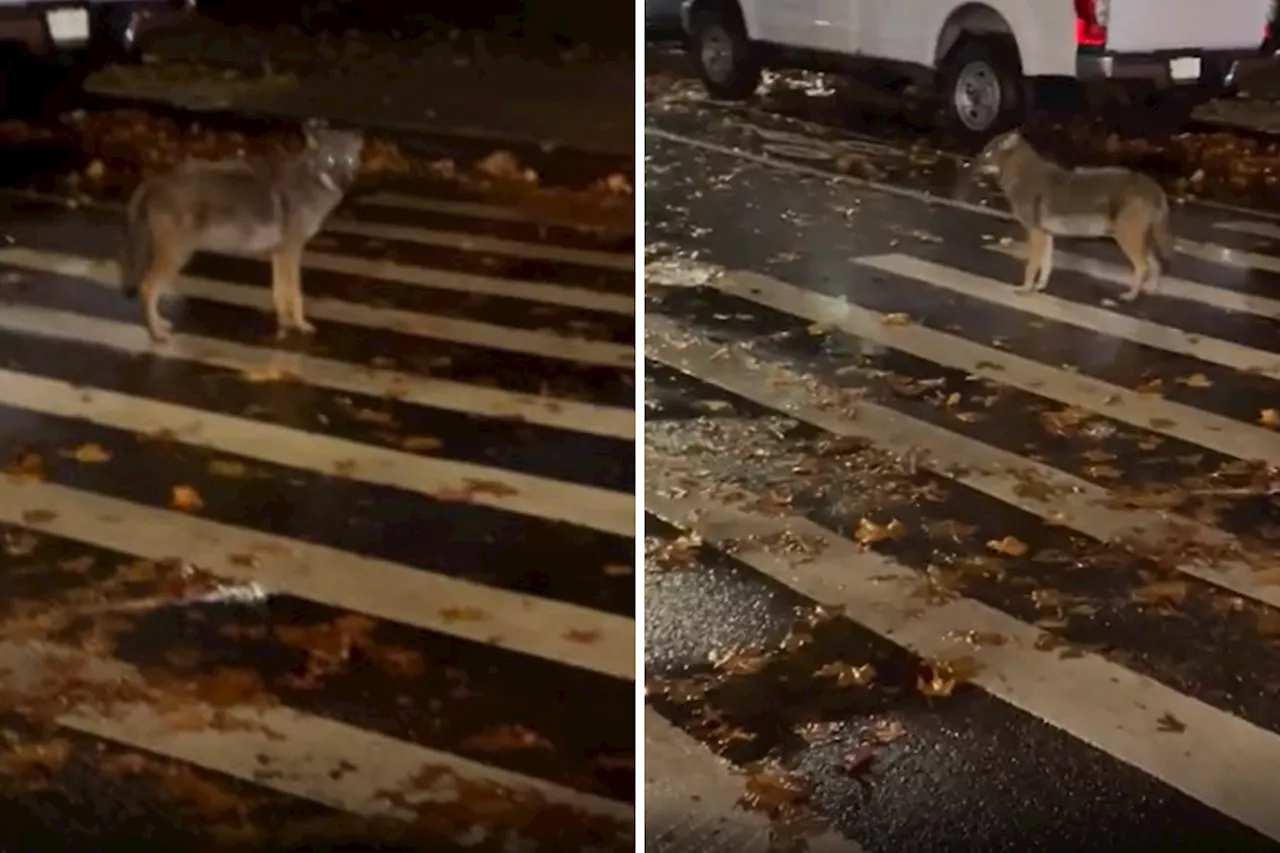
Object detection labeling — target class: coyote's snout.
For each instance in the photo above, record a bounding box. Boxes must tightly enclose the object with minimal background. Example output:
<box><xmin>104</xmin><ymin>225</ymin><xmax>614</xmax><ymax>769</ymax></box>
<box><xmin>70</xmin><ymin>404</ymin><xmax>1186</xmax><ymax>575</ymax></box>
<box><xmin>971</xmin><ymin>130</ymin><xmax>1175</xmax><ymax>301</ymax></box>
<box><xmin>120</xmin><ymin>121</ymin><xmax>365</xmax><ymax>343</ymax></box>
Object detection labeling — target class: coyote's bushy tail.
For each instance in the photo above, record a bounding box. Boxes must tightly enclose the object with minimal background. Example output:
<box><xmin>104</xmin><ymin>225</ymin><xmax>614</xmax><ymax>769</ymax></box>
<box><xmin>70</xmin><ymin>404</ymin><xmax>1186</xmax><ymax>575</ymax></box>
<box><xmin>119</xmin><ymin>183</ymin><xmax>152</xmax><ymax>299</ymax></box>
<box><xmin>1150</xmin><ymin>195</ymin><xmax>1176</xmax><ymax>265</ymax></box>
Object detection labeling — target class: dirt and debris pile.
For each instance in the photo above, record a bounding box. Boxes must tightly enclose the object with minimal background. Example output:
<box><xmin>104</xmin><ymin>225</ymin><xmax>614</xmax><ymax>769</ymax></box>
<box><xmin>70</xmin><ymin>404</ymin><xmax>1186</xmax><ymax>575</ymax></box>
<box><xmin>0</xmin><ymin>109</ymin><xmax>632</xmax><ymax>232</ymax></box>
<box><xmin>1031</xmin><ymin>118</ymin><xmax>1280</xmax><ymax>200</ymax></box>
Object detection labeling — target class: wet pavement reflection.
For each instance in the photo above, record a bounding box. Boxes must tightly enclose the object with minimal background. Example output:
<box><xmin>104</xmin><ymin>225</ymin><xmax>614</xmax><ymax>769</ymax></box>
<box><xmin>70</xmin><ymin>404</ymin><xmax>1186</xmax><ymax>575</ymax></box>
<box><xmin>0</xmin><ymin>171</ymin><xmax>635</xmax><ymax>849</ymax></box>
<box><xmin>644</xmin><ymin>102</ymin><xmax>1280</xmax><ymax>853</ymax></box>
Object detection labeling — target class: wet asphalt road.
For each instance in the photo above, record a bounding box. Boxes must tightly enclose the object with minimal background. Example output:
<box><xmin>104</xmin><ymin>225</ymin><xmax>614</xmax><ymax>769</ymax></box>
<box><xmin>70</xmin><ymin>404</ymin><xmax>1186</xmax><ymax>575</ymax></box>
<box><xmin>644</xmin><ymin>107</ymin><xmax>1280</xmax><ymax>852</ymax></box>
<box><xmin>0</xmin><ymin>172</ymin><xmax>635</xmax><ymax>849</ymax></box>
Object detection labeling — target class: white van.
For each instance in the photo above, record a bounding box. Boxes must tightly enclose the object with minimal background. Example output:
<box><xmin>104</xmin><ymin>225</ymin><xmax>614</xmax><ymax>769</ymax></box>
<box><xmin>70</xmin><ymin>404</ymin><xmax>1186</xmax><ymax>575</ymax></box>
<box><xmin>680</xmin><ymin>0</ymin><xmax>1277</xmax><ymax>142</ymax></box>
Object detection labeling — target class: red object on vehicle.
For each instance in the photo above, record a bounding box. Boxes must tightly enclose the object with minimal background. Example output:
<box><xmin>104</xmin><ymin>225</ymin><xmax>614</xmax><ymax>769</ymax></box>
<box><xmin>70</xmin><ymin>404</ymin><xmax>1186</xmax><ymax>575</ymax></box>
<box><xmin>1074</xmin><ymin>0</ymin><xmax>1107</xmax><ymax>46</ymax></box>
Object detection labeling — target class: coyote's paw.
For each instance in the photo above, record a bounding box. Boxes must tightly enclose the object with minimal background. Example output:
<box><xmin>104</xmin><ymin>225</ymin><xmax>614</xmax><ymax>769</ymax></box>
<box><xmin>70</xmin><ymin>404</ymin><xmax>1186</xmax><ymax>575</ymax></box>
<box><xmin>147</xmin><ymin>319</ymin><xmax>172</xmax><ymax>344</ymax></box>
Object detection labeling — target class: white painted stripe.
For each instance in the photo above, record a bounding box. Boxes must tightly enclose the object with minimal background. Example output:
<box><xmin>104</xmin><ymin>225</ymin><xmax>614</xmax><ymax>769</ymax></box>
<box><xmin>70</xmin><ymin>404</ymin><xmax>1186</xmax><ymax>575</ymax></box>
<box><xmin>325</xmin><ymin>216</ymin><xmax>635</xmax><ymax>271</ymax></box>
<box><xmin>646</xmin><ymin>314</ymin><xmax>1280</xmax><ymax>613</ymax></box>
<box><xmin>0</xmin><ymin>302</ymin><xmax>634</xmax><ymax>441</ymax></box>
<box><xmin>0</xmin><ymin>248</ymin><xmax>633</xmax><ymax>370</ymax></box>
<box><xmin>707</xmin><ymin>269</ymin><xmax>1280</xmax><ymax>465</ymax></box>
<box><xmin>3</xmin><ymin>641</ymin><xmax>633</xmax><ymax>827</ymax></box>
<box><xmin>1215</xmin><ymin>220</ymin><xmax>1280</xmax><ymax>241</ymax></box>
<box><xmin>302</xmin><ymin>249</ymin><xmax>634</xmax><ymax>313</ymax></box>
<box><xmin>0</xmin><ymin>366</ymin><xmax>634</xmax><ymax>537</ymax></box>
<box><xmin>0</xmin><ymin>479</ymin><xmax>633</xmax><ymax>679</ymax></box>
<box><xmin>644</xmin><ymin>708</ymin><xmax>865</xmax><ymax>853</ymax></box>
<box><xmin>356</xmin><ymin>191</ymin><xmax>632</xmax><ymax>236</ymax></box>
<box><xmin>1177</xmin><ymin>238</ymin><xmax>1280</xmax><ymax>277</ymax></box>
<box><xmin>859</xmin><ymin>253</ymin><xmax>1280</xmax><ymax>374</ymax></box>
<box><xmin>988</xmin><ymin>242</ymin><xmax>1280</xmax><ymax>321</ymax></box>
<box><xmin>645</xmin><ymin>469</ymin><xmax>1280</xmax><ymax>842</ymax></box>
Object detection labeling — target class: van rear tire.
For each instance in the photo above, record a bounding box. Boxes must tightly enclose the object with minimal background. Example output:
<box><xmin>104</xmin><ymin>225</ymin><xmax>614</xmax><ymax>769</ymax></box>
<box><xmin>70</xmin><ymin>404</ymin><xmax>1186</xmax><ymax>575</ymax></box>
<box><xmin>688</xmin><ymin>4</ymin><xmax>762</xmax><ymax>100</ymax></box>
<box><xmin>937</xmin><ymin>36</ymin><xmax>1025</xmax><ymax>148</ymax></box>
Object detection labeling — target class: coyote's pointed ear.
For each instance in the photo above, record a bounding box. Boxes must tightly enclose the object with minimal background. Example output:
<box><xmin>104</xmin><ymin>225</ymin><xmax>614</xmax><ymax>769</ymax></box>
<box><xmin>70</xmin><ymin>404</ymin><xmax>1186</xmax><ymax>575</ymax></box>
<box><xmin>998</xmin><ymin>129</ymin><xmax>1022</xmax><ymax>150</ymax></box>
<box><xmin>302</xmin><ymin>117</ymin><xmax>327</xmax><ymax>148</ymax></box>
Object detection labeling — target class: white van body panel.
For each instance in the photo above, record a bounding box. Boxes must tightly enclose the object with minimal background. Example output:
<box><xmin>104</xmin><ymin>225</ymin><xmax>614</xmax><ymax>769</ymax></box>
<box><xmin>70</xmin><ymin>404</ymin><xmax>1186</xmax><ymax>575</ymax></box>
<box><xmin>735</xmin><ymin>0</ymin><xmax>1271</xmax><ymax>78</ymax></box>
<box><xmin>1105</xmin><ymin>0</ymin><xmax>1272</xmax><ymax>53</ymax></box>
<box><xmin>862</xmin><ymin>0</ymin><xmax>1078</xmax><ymax>76</ymax></box>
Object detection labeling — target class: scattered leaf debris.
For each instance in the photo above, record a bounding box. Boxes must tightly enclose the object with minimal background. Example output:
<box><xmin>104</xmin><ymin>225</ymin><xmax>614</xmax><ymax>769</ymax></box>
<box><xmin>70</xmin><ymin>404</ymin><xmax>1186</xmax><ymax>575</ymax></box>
<box><xmin>171</xmin><ymin>486</ymin><xmax>204</xmax><ymax>512</ymax></box>
<box><xmin>814</xmin><ymin>661</ymin><xmax>876</xmax><ymax>688</ymax></box>
<box><xmin>986</xmin><ymin>535</ymin><xmax>1029</xmax><ymax>557</ymax></box>
<box><xmin>61</xmin><ymin>443</ymin><xmax>111</xmax><ymax>464</ymax></box>
<box><xmin>855</xmin><ymin>517</ymin><xmax>907</xmax><ymax>546</ymax></box>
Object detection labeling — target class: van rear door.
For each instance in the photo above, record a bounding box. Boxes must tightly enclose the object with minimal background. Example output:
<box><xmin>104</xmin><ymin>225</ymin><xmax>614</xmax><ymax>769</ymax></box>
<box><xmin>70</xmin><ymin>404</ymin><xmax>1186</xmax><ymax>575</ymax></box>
<box><xmin>1100</xmin><ymin>0</ymin><xmax>1272</xmax><ymax>52</ymax></box>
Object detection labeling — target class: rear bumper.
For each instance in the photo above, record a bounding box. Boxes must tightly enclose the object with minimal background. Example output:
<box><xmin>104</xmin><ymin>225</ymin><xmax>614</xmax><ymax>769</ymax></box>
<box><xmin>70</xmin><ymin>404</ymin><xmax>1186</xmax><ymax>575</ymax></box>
<box><xmin>0</xmin><ymin>1</ymin><xmax>196</xmax><ymax>59</ymax></box>
<box><xmin>1076</xmin><ymin>47</ymin><xmax>1266</xmax><ymax>88</ymax></box>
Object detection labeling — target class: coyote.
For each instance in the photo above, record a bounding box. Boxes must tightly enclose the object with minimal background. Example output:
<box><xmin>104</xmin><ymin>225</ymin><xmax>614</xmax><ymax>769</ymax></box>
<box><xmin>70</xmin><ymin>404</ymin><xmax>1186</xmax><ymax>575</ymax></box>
<box><xmin>971</xmin><ymin>130</ymin><xmax>1175</xmax><ymax>301</ymax></box>
<box><xmin>120</xmin><ymin>122</ymin><xmax>365</xmax><ymax>342</ymax></box>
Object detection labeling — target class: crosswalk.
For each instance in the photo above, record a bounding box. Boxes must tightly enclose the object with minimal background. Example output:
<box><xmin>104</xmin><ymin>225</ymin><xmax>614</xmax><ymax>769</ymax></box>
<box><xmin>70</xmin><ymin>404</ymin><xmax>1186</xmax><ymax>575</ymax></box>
<box><xmin>0</xmin><ymin>180</ymin><xmax>635</xmax><ymax>848</ymax></box>
<box><xmin>643</xmin><ymin>170</ymin><xmax>1280</xmax><ymax>851</ymax></box>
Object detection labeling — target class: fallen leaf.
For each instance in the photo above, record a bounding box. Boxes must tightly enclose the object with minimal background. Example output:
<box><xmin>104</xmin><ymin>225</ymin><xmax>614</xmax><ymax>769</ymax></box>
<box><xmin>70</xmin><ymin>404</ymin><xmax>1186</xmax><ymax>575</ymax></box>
<box><xmin>1178</xmin><ymin>373</ymin><xmax>1212</xmax><ymax>388</ymax></box>
<box><xmin>5</xmin><ymin>452</ymin><xmax>45</xmax><ymax>483</ymax></box>
<box><xmin>871</xmin><ymin>719</ymin><xmax>907</xmax><ymax>743</ymax></box>
<box><xmin>603</xmin><ymin>563</ymin><xmax>633</xmax><ymax>576</ymax></box>
<box><xmin>1131</xmin><ymin>578</ymin><xmax>1189</xmax><ymax>605</ymax></box>
<box><xmin>3</xmin><ymin>531</ymin><xmax>38</xmax><ymax>556</ymax></box>
<box><xmin>20</xmin><ymin>509</ymin><xmax>55</xmax><ymax>525</ymax></box>
<box><xmin>439</xmin><ymin>606</ymin><xmax>487</xmax><ymax>622</ymax></box>
<box><xmin>949</xmin><ymin>629</ymin><xmax>1007</xmax><ymax>647</ymax></box>
<box><xmin>352</xmin><ymin>408</ymin><xmax>396</xmax><ymax>426</ymax></box>
<box><xmin>1156</xmin><ymin>712</ymin><xmax>1186</xmax><ymax>733</ymax></box>
<box><xmin>565</xmin><ymin>628</ymin><xmax>601</xmax><ymax>644</ymax></box>
<box><xmin>814</xmin><ymin>661</ymin><xmax>876</xmax><ymax>688</ymax></box>
<box><xmin>100</xmin><ymin>751</ymin><xmax>150</xmax><ymax>776</ymax></box>
<box><xmin>208</xmin><ymin>459</ymin><xmax>248</xmax><ymax>478</ymax></box>
<box><xmin>158</xmin><ymin>764</ymin><xmax>244</xmax><ymax>816</ymax></box>
<box><xmin>399</xmin><ymin>435</ymin><xmax>442</xmax><ymax>452</ymax></box>
<box><xmin>171</xmin><ymin>486</ymin><xmax>204</xmax><ymax>511</ymax></box>
<box><xmin>460</xmin><ymin>724</ymin><xmax>553</xmax><ymax>753</ymax></box>
<box><xmin>0</xmin><ymin>738</ymin><xmax>73</xmax><ymax>774</ymax></box>
<box><xmin>739</xmin><ymin>767</ymin><xmax>809</xmax><ymax>816</ymax></box>
<box><xmin>880</xmin><ymin>312</ymin><xmax>911</xmax><ymax>326</ymax></box>
<box><xmin>241</xmin><ymin>366</ymin><xmax>296</xmax><ymax>383</ymax></box>
<box><xmin>842</xmin><ymin>745</ymin><xmax>876</xmax><ymax>774</ymax></box>
<box><xmin>711</xmin><ymin>649</ymin><xmax>772</xmax><ymax>676</ymax></box>
<box><xmin>159</xmin><ymin>705</ymin><xmax>210</xmax><ymax>733</ymax></box>
<box><xmin>62</xmin><ymin>443</ymin><xmax>111</xmax><ymax>464</ymax></box>
<box><xmin>917</xmin><ymin>656</ymin><xmax>982</xmax><ymax>698</ymax></box>
<box><xmin>194</xmin><ymin>668</ymin><xmax>269</xmax><ymax>708</ymax></box>
<box><xmin>365</xmin><ymin>644</ymin><xmax>424</xmax><ymax>677</ymax></box>
<box><xmin>855</xmin><ymin>517</ymin><xmax>907</xmax><ymax>546</ymax></box>
<box><xmin>986</xmin><ymin>535</ymin><xmax>1029</xmax><ymax>557</ymax></box>
<box><xmin>1262</xmin><ymin>409</ymin><xmax>1280</xmax><ymax>428</ymax></box>
<box><xmin>58</xmin><ymin>555</ymin><xmax>96</xmax><ymax>574</ymax></box>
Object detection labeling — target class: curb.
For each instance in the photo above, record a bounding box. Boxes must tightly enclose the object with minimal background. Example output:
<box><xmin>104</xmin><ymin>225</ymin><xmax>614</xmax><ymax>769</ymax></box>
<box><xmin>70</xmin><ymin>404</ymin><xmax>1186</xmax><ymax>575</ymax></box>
<box><xmin>77</xmin><ymin>89</ymin><xmax>634</xmax><ymax>190</ymax></box>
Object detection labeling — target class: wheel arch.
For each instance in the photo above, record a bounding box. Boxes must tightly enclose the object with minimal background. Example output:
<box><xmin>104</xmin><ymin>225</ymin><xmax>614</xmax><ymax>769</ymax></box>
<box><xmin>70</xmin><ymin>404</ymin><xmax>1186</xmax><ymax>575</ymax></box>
<box><xmin>683</xmin><ymin>0</ymin><xmax>754</xmax><ymax>39</ymax></box>
<box><xmin>933</xmin><ymin>3</ymin><xmax>1022</xmax><ymax>72</ymax></box>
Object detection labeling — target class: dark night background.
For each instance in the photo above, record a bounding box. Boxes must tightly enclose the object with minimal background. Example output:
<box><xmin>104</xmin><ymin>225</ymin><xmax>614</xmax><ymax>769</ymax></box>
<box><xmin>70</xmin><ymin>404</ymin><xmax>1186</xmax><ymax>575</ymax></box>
<box><xmin>195</xmin><ymin>0</ymin><xmax>634</xmax><ymax>55</ymax></box>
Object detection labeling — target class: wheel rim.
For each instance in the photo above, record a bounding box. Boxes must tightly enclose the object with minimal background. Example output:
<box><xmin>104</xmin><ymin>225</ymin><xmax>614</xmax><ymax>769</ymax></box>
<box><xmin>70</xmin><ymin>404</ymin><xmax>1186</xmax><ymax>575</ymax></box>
<box><xmin>700</xmin><ymin>24</ymin><xmax>736</xmax><ymax>83</ymax></box>
<box><xmin>953</xmin><ymin>60</ymin><xmax>1002</xmax><ymax>132</ymax></box>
